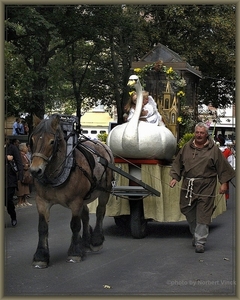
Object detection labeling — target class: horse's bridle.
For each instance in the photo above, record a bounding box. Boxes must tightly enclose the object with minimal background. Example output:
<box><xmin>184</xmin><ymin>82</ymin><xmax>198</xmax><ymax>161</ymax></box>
<box><xmin>31</xmin><ymin>132</ymin><xmax>59</xmax><ymax>163</ymax></box>
<box><xmin>32</xmin><ymin>152</ymin><xmax>52</xmax><ymax>162</ymax></box>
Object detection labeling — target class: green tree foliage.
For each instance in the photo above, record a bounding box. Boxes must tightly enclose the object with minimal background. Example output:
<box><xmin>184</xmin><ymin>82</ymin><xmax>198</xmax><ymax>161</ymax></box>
<box><xmin>6</xmin><ymin>6</ymin><xmax>67</xmax><ymax>119</ymax></box>
<box><xmin>85</xmin><ymin>5</ymin><xmax>150</xmax><ymax>123</ymax></box>
<box><xmin>5</xmin><ymin>4</ymin><xmax>235</xmax><ymax>129</ymax></box>
<box><xmin>139</xmin><ymin>4</ymin><xmax>235</xmax><ymax>108</ymax></box>
<box><xmin>5</xmin><ymin>41</ymin><xmax>31</xmax><ymax>116</ymax></box>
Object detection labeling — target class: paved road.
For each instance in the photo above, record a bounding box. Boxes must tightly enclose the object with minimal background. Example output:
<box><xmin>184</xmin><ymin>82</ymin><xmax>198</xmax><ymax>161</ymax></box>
<box><xmin>4</xmin><ymin>179</ymin><xmax>236</xmax><ymax>297</ymax></box>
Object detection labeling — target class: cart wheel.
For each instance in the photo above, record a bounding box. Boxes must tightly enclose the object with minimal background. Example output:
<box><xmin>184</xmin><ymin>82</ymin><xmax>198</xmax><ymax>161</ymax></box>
<box><xmin>114</xmin><ymin>215</ymin><xmax>130</xmax><ymax>229</ymax></box>
<box><xmin>129</xmin><ymin>199</ymin><xmax>147</xmax><ymax>239</ymax></box>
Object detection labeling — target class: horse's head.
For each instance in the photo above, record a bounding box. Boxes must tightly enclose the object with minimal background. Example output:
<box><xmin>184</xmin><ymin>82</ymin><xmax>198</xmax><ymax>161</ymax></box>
<box><xmin>30</xmin><ymin>114</ymin><xmax>64</xmax><ymax>179</ymax></box>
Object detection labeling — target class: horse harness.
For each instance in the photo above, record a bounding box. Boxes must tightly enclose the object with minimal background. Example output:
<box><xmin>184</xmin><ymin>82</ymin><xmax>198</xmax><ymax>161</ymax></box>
<box><xmin>33</xmin><ymin>115</ymin><xmax>110</xmax><ymax>199</ymax></box>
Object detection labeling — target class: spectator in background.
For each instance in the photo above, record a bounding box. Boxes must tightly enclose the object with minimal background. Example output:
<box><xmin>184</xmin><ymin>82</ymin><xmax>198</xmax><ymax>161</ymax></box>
<box><xmin>26</xmin><ymin>142</ymin><xmax>33</xmax><ymax>197</ymax></box>
<box><xmin>24</xmin><ymin>121</ymin><xmax>29</xmax><ymax>135</ymax></box>
<box><xmin>11</xmin><ymin>138</ymin><xmax>20</xmax><ymax>148</ymax></box>
<box><xmin>216</xmin><ymin>134</ymin><xmax>225</xmax><ymax>146</ymax></box>
<box><xmin>12</xmin><ymin>118</ymin><xmax>21</xmax><ymax>135</ymax></box>
<box><xmin>26</xmin><ymin>142</ymin><xmax>32</xmax><ymax>162</ymax></box>
<box><xmin>218</xmin><ymin>140</ymin><xmax>236</xmax><ymax>202</ymax></box>
<box><xmin>5</xmin><ymin>137</ymin><xmax>23</xmax><ymax>226</ymax></box>
<box><xmin>19</xmin><ymin>120</ymin><xmax>25</xmax><ymax>135</ymax></box>
<box><xmin>220</xmin><ymin>141</ymin><xmax>235</xmax><ymax>170</ymax></box>
<box><xmin>20</xmin><ymin>119</ymin><xmax>29</xmax><ymax>135</ymax></box>
<box><xmin>16</xmin><ymin>143</ymin><xmax>32</xmax><ymax>207</ymax></box>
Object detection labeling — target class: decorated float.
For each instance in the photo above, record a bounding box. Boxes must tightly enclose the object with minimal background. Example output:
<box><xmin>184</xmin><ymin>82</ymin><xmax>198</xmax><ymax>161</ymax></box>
<box><xmin>87</xmin><ymin>74</ymin><xmax>226</xmax><ymax>239</ymax></box>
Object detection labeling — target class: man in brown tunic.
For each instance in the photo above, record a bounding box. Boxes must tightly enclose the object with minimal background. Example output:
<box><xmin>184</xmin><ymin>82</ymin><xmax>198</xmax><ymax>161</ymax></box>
<box><xmin>169</xmin><ymin>122</ymin><xmax>235</xmax><ymax>253</ymax></box>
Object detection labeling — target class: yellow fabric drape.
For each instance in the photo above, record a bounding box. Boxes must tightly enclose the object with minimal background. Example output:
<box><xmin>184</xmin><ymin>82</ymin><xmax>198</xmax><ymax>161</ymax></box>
<box><xmin>88</xmin><ymin>163</ymin><xmax>226</xmax><ymax>222</ymax></box>
<box><xmin>141</xmin><ymin>164</ymin><xmax>186</xmax><ymax>222</ymax></box>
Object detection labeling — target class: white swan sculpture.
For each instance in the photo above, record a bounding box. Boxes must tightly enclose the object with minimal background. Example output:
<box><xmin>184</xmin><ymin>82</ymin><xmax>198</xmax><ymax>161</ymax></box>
<box><xmin>107</xmin><ymin>75</ymin><xmax>177</xmax><ymax>160</ymax></box>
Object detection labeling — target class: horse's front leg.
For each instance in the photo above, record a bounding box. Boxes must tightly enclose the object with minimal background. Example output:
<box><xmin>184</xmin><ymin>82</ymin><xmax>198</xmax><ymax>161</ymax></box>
<box><xmin>90</xmin><ymin>192</ymin><xmax>109</xmax><ymax>251</ymax></box>
<box><xmin>32</xmin><ymin>199</ymin><xmax>51</xmax><ymax>269</ymax></box>
<box><xmin>67</xmin><ymin>203</ymin><xmax>85</xmax><ymax>263</ymax></box>
<box><xmin>81</xmin><ymin>204</ymin><xmax>92</xmax><ymax>251</ymax></box>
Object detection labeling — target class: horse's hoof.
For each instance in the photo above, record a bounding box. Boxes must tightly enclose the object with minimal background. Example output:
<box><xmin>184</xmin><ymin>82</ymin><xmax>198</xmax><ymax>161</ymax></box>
<box><xmin>84</xmin><ymin>246</ymin><xmax>92</xmax><ymax>253</ymax></box>
<box><xmin>32</xmin><ymin>261</ymin><xmax>48</xmax><ymax>269</ymax></box>
<box><xmin>90</xmin><ymin>244</ymin><xmax>103</xmax><ymax>252</ymax></box>
<box><xmin>66</xmin><ymin>256</ymin><xmax>82</xmax><ymax>263</ymax></box>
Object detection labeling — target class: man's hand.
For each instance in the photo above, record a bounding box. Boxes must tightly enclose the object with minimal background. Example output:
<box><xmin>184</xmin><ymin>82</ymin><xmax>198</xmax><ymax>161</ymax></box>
<box><xmin>7</xmin><ymin>155</ymin><xmax>13</xmax><ymax>161</ymax></box>
<box><xmin>219</xmin><ymin>183</ymin><xmax>228</xmax><ymax>194</ymax></box>
<box><xmin>170</xmin><ymin>179</ymin><xmax>177</xmax><ymax>188</ymax></box>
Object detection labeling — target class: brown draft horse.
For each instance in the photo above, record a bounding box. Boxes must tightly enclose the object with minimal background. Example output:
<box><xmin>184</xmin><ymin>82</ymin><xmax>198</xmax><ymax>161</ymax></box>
<box><xmin>29</xmin><ymin>114</ymin><xmax>114</xmax><ymax>268</ymax></box>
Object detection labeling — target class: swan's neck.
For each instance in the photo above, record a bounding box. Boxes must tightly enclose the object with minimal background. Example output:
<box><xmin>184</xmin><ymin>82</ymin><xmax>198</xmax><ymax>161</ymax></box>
<box><xmin>129</xmin><ymin>83</ymin><xmax>143</xmax><ymax>124</ymax></box>
<box><xmin>122</xmin><ymin>82</ymin><xmax>143</xmax><ymax>151</ymax></box>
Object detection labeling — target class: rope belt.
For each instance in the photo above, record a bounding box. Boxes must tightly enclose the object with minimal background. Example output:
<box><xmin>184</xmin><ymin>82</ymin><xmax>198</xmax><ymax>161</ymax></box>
<box><xmin>185</xmin><ymin>177</ymin><xmax>203</xmax><ymax>206</ymax></box>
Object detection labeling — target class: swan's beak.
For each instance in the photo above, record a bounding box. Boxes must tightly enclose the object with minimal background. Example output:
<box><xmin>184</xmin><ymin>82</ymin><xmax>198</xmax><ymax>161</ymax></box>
<box><xmin>127</xmin><ymin>79</ymin><xmax>137</xmax><ymax>86</ymax></box>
